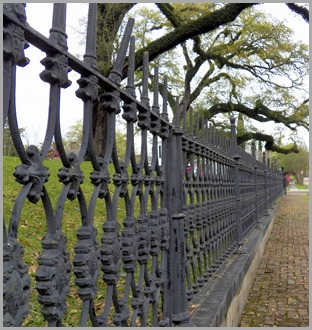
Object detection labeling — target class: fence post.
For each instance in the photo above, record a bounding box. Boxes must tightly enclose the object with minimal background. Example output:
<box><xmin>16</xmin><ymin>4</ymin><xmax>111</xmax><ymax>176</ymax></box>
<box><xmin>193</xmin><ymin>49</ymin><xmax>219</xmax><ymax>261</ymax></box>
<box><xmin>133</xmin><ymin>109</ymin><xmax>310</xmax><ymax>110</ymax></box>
<box><xmin>264</xmin><ymin>169</ymin><xmax>269</xmax><ymax>215</ymax></box>
<box><xmin>262</xmin><ymin>150</ymin><xmax>266</xmax><ymax>164</ymax></box>
<box><xmin>257</xmin><ymin>141</ymin><xmax>262</xmax><ymax>161</ymax></box>
<box><xmin>251</xmin><ymin>141</ymin><xmax>260</xmax><ymax>227</ymax></box>
<box><xmin>251</xmin><ymin>140</ymin><xmax>256</xmax><ymax>158</ymax></box>
<box><xmin>166</xmin><ymin>98</ymin><xmax>193</xmax><ymax>326</ymax></box>
<box><xmin>230</xmin><ymin>117</ymin><xmax>243</xmax><ymax>249</ymax></box>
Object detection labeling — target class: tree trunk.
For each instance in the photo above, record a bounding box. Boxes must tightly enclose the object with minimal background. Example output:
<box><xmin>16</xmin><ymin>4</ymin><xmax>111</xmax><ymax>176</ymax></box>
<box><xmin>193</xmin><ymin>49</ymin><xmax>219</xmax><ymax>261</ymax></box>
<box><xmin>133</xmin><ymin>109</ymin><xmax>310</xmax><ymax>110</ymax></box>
<box><xmin>295</xmin><ymin>172</ymin><xmax>304</xmax><ymax>186</ymax></box>
<box><xmin>93</xmin><ymin>3</ymin><xmax>135</xmax><ymax>156</ymax></box>
<box><xmin>92</xmin><ymin>102</ymin><xmax>108</xmax><ymax>157</ymax></box>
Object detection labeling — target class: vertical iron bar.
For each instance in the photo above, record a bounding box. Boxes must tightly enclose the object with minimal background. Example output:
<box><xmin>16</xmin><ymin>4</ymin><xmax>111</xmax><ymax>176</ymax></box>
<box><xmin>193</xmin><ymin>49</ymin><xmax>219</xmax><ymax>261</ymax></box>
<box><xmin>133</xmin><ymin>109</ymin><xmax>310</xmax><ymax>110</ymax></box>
<box><xmin>230</xmin><ymin>116</ymin><xmax>243</xmax><ymax>248</ymax></box>
<box><xmin>255</xmin><ymin>165</ymin><xmax>260</xmax><ymax>227</ymax></box>
<box><xmin>258</xmin><ymin>141</ymin><xmax>262</xmax><ymax>161</ymax></box>
<box><xmin>251</xmin><ymin>140</ymin><xmax>256</xmax><ymax>158</ymax></box>
<box><xmin>141</xmin><ymin>52</ymin><xmax>150</xmax><ymax>108</ymax></box>
<box><xmin>264</xmin><ymin>169</ymin><xmax>269</xmax><ymax>215</ymax></box>
<box><xmin>166</xmin><ymin>97</ymin><xmax>193</xmax><ymax>326</ymax></box>
<box><xmin>85</xmin><ymin>4</ymin><xmax>97</xmax><ymax>60</ymax></box>
<box><xmin>152</xmin><ymin>66</ymin><xmax>159</xmax><ymax>114</ymax></box>
<box><xmin>161</xmin><ymin>76</ymin><xmax>168</xmax><ymax>121</ymax></box>
<box><xmin>109</xmin><ymin>18</ymin><xmax>135</xmax><ymax>85</ymax></box>
<box><xmin>78</xmin><ymin>3</ymin><xmax>98</xmax><ymax>164</ymax></box>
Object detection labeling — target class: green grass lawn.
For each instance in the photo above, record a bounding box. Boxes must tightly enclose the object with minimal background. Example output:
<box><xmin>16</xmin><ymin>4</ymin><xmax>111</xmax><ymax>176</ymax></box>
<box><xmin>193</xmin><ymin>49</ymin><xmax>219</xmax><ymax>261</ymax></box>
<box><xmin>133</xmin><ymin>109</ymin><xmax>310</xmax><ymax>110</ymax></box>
<box><xmin>294</xmin><ymin>183</ymin><xmax>309</xmax><ymax>190</ymax></box>
<box><xmin>3</xmin><ymin>156</ymin><xmax>129</xmax><ymax>326</ymax></box>
<box><xmin>3</xmin><ymin>156</ymin><xmax>209</xmax><ymax>326</ymax></box>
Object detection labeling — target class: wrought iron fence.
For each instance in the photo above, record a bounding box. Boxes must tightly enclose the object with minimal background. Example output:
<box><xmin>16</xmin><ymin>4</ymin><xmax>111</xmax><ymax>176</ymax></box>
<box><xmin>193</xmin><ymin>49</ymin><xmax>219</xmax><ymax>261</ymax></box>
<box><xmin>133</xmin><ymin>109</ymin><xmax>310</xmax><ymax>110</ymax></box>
<box><xmin>3</xmin><ymin>3</ymin><xmax>284</xmax><ymax>327</ymax></box>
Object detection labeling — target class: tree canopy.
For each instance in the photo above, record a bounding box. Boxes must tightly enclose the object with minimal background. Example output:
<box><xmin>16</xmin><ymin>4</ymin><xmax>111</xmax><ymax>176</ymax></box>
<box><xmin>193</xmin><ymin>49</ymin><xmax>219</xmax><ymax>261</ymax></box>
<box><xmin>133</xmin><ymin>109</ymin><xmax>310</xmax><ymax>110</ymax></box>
<box><xmin>272</xmin><ymin>143</ymin><xmax>309</xmax><ymax>185</ymax></box>
<box><xmin>92</xmin><ymin>3</ymin><xmax>309</xmax><ymax>156</ymax></box>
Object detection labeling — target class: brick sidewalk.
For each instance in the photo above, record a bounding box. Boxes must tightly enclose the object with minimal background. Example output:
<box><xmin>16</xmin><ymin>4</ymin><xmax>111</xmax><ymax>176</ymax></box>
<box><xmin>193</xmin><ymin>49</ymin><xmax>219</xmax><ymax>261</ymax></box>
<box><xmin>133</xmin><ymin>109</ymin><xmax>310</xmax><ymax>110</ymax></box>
<box><xmin>239</xmin><ymin>191</ymin><xmax>309</xmax><ymax>327</ymax></box>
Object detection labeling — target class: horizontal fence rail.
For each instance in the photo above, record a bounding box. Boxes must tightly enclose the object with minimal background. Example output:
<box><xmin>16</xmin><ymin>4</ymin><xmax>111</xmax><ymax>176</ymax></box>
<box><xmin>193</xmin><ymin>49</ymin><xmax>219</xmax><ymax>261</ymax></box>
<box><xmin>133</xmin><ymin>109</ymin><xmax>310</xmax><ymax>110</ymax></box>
<box><xmin>3</xmin><ymin>4</ymin><xmax>284</xmax><ymax>327</ymax></box>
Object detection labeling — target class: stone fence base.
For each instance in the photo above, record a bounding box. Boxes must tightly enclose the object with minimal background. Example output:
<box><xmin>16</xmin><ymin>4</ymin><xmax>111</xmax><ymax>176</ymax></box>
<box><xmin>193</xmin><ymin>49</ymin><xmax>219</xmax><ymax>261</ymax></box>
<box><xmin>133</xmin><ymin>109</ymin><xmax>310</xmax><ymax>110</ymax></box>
<box><xmin>190</xmin><ymin>199</ymin><xmax>282</xmax><ymax>327</ymax></box>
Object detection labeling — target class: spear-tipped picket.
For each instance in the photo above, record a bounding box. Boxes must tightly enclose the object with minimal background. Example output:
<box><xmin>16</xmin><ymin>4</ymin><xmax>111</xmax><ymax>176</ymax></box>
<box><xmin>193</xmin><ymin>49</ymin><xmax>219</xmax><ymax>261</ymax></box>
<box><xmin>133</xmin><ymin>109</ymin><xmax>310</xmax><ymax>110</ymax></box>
<box><xmin>161</xmin><ymin>76</ymin><xmax>169</xmax><ymax>122</ymax></box>
<box><xmin>125</xmin><ymin>36</ymin><xmax>136</xmax><ymax>97</ymax></box>
<box><xmin>152</xmin><ymin>66</ymin><xmax>160</xmax><ymax>115</ymax></box>
<box><xmin>84</xmin><ymin>3</ymin><xmax>98</xmax><ymax>69</ymax></box>
<box><xmin>109</xmin><ymin>18</ymin><xmax>134</xmax><ymax>85</ymax></box>
<box><xmin>141</xmin><ymin>52</ymin><xmax>150</xmax><ymax>108</ymax></box>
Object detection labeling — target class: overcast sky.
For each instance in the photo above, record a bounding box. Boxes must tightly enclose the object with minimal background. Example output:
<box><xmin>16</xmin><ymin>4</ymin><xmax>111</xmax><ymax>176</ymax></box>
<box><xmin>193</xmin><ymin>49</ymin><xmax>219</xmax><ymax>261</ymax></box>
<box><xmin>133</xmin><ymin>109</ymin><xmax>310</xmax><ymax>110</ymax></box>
<box><xmin>15</xmin><ymin>3</ymin><xmax>309</xmax><ymax>148</ymax></box>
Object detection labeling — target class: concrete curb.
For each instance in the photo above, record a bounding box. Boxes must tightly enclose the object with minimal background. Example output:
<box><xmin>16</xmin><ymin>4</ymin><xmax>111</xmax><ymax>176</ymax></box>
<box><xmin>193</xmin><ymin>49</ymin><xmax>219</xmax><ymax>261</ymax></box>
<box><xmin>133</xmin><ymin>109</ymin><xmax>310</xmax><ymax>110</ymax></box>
<box><xmin>190</xmin><ymin>199</ymin><xmax>282</xmax><ymax>327</ymax></box>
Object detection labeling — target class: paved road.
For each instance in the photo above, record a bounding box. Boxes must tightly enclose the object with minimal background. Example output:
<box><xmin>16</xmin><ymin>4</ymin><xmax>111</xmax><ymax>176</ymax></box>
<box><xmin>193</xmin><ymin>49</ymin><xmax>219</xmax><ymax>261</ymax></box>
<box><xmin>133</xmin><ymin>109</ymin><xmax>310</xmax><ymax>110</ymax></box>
<box><xmin>239</xmin><ymin>188</ymin><xmax>309</xmax><ymax>327</ymax></box>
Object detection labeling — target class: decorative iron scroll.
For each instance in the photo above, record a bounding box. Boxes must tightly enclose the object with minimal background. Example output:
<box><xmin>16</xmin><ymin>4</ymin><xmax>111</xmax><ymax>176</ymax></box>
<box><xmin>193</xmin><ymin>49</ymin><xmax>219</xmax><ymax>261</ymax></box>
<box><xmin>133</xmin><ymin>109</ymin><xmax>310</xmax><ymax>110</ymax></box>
<box><xmin>3</xmin><ymin>3</ymin><xmax>284</xmax><ymax>327</ymax></box>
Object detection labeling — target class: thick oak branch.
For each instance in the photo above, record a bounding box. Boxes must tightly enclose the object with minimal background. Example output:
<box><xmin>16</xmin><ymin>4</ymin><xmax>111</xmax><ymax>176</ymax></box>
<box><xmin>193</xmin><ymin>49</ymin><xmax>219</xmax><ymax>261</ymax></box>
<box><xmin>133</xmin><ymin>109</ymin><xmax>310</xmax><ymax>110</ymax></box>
<box><xmin>205</xmin><ymin>102</ymin><xmax>308</xmax><ymax>130</ymax></box>
<box><xmin>238</xmin><ymin>132</ymin><xmax>299</xmax><ymax>154</ymax></box>
<box><xmin>121</xmin><ymin>3</ymin><xmax>256</xmax><ymax>78</ymax></box>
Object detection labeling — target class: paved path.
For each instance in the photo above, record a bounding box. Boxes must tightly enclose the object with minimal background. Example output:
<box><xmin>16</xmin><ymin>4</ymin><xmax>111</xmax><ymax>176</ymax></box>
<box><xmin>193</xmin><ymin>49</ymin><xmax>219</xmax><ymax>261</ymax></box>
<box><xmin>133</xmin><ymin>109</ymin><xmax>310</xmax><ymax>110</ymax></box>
<box><xmin>239</xmin><ymin>188</ymin><xmax>309</xmax><ymax>327</ymax></box>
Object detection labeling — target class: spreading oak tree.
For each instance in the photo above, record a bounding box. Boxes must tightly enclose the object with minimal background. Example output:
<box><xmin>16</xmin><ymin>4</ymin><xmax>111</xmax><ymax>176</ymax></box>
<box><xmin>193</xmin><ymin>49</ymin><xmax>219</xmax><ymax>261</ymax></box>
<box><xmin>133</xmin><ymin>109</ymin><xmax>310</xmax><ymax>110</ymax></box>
<box><xmin>91</xmin><ymin>3</ymin><xmax>309</xmax><ymax>156</ymax></box>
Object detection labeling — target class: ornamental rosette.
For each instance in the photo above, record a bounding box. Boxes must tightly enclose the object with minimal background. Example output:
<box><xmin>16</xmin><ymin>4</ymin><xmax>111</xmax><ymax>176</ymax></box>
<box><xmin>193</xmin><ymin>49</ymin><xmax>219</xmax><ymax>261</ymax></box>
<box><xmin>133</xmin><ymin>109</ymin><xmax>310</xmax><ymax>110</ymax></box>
<box><xmin>122</xmin><ymin>101</ymin><xmax>137</xmax><ymax>123</ymax></box>
<box><xmin>138</xmin><ymin>108</ymin><xmax>151</xmax><ymax>130</ymax></box>
<box><xmin>150</xmin><ymin>113</ymin><xmax>161</xmax><ymax>135</ymax></box>
<box><xmin>76</xmin><ymin>74</ymin><xmax>99</xmax><ymax>102</ymax></box>
<box><xmin>90</xmin><ymin>157</ymin><xmax>111</xmax><ymax>199</ymax></box>
<box><xmin>14</xmin><ymin>145</ymin><xmax>50</xmax><ymax>203</ymax></box>
<box><xmin>40</xmin><ymin>54</ymin><xmax>72</xmax><ymax>88</ymax></box>
<box><xmin>57</xmin><ymin>153</ymin><xmax>84</xmax><ymax>201</ymax></box>
<box><xmin>112</xmin><ymin>162</ymin><xmax>129</xmax><ymax>197</ymax></box>
<box><xmin>100</xmin><ymin>89</ymin><xmax>121</xmax><ymax>114</ymax></box>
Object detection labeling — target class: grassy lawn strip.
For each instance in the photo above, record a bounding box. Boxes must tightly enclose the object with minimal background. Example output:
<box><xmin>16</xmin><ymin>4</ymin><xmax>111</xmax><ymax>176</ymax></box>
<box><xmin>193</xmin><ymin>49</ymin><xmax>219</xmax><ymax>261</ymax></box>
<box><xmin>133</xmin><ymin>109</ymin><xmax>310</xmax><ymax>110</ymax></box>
<box><xmin>3</xmin><ymin>156</ymin><xmax>129</xmax><ymax>326</ymax></box>
<box><xmin>294</xmin><ymin>183</ymin><xmax>309</xmax><ymax>190</ymax></box>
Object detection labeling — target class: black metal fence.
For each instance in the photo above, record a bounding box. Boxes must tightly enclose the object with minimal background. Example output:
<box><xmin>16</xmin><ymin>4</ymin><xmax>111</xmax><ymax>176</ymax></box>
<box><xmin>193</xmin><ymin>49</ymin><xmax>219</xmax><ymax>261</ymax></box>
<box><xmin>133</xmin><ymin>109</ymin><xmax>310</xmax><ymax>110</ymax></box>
<box><xmin>3</xmin><ymin>4</ymin><xmax>284</xmax><ymax>327</ymax></box>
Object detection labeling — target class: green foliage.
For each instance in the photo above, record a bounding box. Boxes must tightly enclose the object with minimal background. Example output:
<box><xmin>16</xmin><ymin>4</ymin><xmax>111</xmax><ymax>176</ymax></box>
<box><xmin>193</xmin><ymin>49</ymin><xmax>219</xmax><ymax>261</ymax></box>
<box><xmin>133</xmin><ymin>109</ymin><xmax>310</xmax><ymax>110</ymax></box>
<box><xmin>3</xmin><ymin>157</ymin><xmax>105</xmax><ymax>326</ymax></box>
<box><xmin>130</xmin><ymin>4</ymin><xmax>308</xmax><ymax>147</ymax></box>
<box><xmin>3</xmin><ymin>157</ymin><xmax>126</xmax><ymax>326</ymax></box>
<box><xmin>63</xmin><ymin>119</ymin><xmax>83</xmax><ymax>152</ymax></box>
<box><xmin>3</xmin><ymin>156</ymin><xmax>150</xmax><ymax>326</ymax></box>
<box><xmin>3</xmin><ymin>122</ymin><xmax>26</xmax><ymax>156</ymax></box>
<box><xmin>63</xmin><ymin>119</ymin><xmax>127</xmax><ymax>159</ymax></box>
<box><xmin>96</xmin><ymin>3</ymin><xmax>135</xmax><ymax>76</ymax></box>
<box><xmin>115</xmin><ymin>130</ymin><xmax>127</xmax><ymax>160</ymax></box>
<box><xmin>92</xmin><ymin>3</ymin><xmax>308</xmax><ymax>155</ymax></box>
<box><xmin>272</xmin><ymin>144</ymin><xmax>309</xmax><ymax>184</ymax></box>
<box><xmin>123</xmin><ymin>5</ymin><xmax>187</xmax><ymax>92</ymax></box>
<box><xmin>197</xmin><ymin>6</ymin><xmax>308</xmax><ymax>108</ymax></box>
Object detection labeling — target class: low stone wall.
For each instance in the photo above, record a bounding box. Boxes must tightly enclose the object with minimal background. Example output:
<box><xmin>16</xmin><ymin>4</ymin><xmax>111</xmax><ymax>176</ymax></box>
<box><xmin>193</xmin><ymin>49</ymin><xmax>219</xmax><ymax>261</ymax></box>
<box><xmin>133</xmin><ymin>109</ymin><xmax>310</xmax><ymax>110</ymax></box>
<box><xmin>190</xmin><ymin>199</ymin><xmax>282</xmax><ymax>327</ymax></box>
